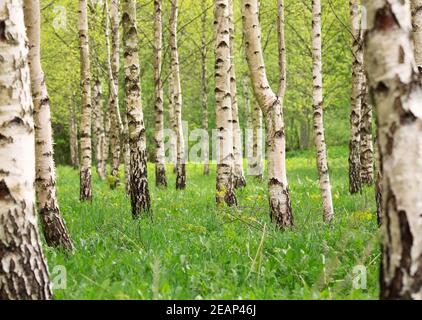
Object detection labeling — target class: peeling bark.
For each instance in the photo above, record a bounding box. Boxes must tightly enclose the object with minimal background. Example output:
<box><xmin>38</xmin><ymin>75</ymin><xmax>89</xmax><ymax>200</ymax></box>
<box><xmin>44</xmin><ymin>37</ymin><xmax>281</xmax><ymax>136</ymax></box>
<box><xmin>122</xmin><ymin>0</ymin><xmax>151</xmax><ymax>218</ymax></box>
<box><xmin>78</xmin><ymin>0</ymin><xmax>93</xmax><ymax>201</ymax></box>
<box><xmin>0</xmin><ymin>0</ymin><xmax>52</xmax><ymax>299</ymax></box>
<box><xmin>170</xmin><ymin>0</ymin><xmax>186</xmax><ymax>190</ymax></box>
<box><xmin>215</xmin><ymin>0</ymin><xmax>237</xmax><ymax>206</ymax></box>
<box><xmin>364</xmin><ymin>0</ymin><xmax>422</xmax><ymax>300</ymax></box>
<box><xmin>24</xmin><ymin>0</ymin><xmax>74</xmax><ymax>250</ymax></box>
<box><xmin>153</xmin><ymin>0</ymin><xmax>167</xmax><ymax>187</ymax></box>
<box><xmin>242</xmin><ymin>0</ymin><xmax>293</xmax><ymax>228</ymax></box>
<box><xmin>311</xmin><ymin>0</ymin><xmax>334</xmax><ymax>223</ymax></box>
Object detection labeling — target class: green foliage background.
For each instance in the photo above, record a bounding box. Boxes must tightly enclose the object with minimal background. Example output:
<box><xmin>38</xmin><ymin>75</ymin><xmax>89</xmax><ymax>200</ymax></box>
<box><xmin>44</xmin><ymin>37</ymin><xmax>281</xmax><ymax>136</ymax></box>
<box><xmin>40</xmin><ymin>0</ymin><xmax>351</xmax><ymax>165</ymax></box>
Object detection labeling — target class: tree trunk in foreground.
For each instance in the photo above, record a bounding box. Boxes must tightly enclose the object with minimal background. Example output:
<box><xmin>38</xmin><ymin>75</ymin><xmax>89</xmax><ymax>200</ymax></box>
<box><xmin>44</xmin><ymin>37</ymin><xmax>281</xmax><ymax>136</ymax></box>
<box><xmin>170</xmin><ymin>0</ymin><xmax>186</xmax><ymax>190</ymax></box>
<box><xmin>153</xmin><ymin>0</ymin><xmax>167</xmax><ymax>187</ymax></box>
<box><xmin>78</xmin><ymin>0</ymin><xmax>93</xmax><ymax>201</ymax></box>
<box><xmin>311</xmin><ymin>0</ymin><xmax>334</xmax><ymax>223</ymax></box>
<box><xmin>201</xmin><ymin>0</ymin><xmax>210</xmax><ymax>176</ymax></box>
<box><xmin>242</xmin><ymin>0</ymin><xmax>293</xmax><ymax>228</ymax></box>
<box><xmin>364</xmin><ymin>0</ymin><xmax>422</xmax><ymax>300</ymax></box>
<box><xmin>122</xmin><ymin>0</ymin><xmax>151</xmax><ymax>218</ymax></box>
<box><xmin>348</xmin><ymin>0</ymin><xmax>363</xmax><ymax>194</ymax></box>
<box><xmin>24</xmin><ymin>0</ymin><xmax>74</xmax><ymax>250</ymax></box>
<box><xmin>0</xmin><ymin>0</ymin><xmax>52</xmax><ymax>299</ymax></box>
<box><xmin>214</xmin><ymin>0</ymin><xmax>237</xmax><ymax>206</ymax></box>
<box><xmin>411</xmin><ymin>0</ymin><xmax>422</xmax><ymax>72</ymax></box>
<box><xmin>229</xmin><ymin>0</ymin><xmax>246</xmax><ymax>189</ymax></box>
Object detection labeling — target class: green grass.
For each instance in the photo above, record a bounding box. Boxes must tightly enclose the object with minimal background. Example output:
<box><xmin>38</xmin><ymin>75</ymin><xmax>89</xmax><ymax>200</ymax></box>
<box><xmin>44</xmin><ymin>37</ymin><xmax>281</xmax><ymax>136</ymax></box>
<box><xmin>45</xmin><ymin>146</ymin><xmax>380</xmax><ymax>300</ymax></box>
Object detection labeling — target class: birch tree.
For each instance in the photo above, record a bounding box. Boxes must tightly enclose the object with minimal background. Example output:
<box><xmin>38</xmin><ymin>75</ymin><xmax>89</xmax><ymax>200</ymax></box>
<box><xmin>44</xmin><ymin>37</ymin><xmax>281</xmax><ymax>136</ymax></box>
<box><xmin>242</xmin><ymin>0</ymin><xmax>293</xmax><ymax>228</ymax></box>
<box><xmin>215</xmin><ymin>0</ymin><xmax>237</xmax><ymax>206</ymax></box>
<box><xmin>311</xmin><ymin>0</ymin><xmax>334</xmax><ymax>222</ymax></box>
<box><xmin>122</xmin><ymin>0</ymin><xmax>151</xmax><ymax>217</ymax></box>
<box><xmin>411</xmin><ymin>0</ymin><xmax>422</xmax><ymax>71</ymax></box>
<box><xmin>153</xmin><ymin>0</ymin><xmax>167</xmax><ymax>187</ymax></box>
<box><xmin>364</xmin><ymin>0</ymin><xmax>422</xmax><ymax>299</ymax></box>
<box><xmin>78</xmin><ymin>0</ymin><xmax>93</xmax><ymax>201</ymax></box>
<box><xmin>360</xmin><ymin>74</ymin><xmax>374</xmax><ymax>186</ymax></box>
<box><xmin>92</xmin><ymin>80</ymin><xmax>107</xmax><ymax>180</ymax></box>
<box><xmin>70</xmin><ymin>93</ymin><xmax>80</xmax><ymax>169</ymax></box>
<box><xmin>0</xmin><ymin>0</ymin><xmax>52</xmax><ymax>299</ymax></box>
<box><xmin>24</xmin><ymin>0</ymin><xmax>74</xmax><ymax>250</ymax></box>
<box><xmin>229</xmin><ymin>0</ymin><xmax>246</xmax><ymax>188</ymax></box>
<box><xmin>201</xmin><ymin>0</ymin><xmax>210</xmax><ymax>176</ymax></box>
<box><xmin>348</xmin><ymin>0</ymin><xmax>363</xmax><ymax>194</ymax></box>
<box><xmin>170</xmin><ymin>0</ymin><xmax>186</xmax><ymax>190</ymax></box>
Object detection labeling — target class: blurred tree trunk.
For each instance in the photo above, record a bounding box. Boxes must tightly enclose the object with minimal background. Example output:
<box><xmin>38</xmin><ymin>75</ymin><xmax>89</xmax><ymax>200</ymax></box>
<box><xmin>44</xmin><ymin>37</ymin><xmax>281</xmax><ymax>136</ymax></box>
<box><xmin>0</xmin><ymin>0</ymin><xmax>52</xmax><ymax>299</ymax></box>
<box><xmin>93</xmin><ymin>80</ymin><xmax>107</xmax><ymax>180</ymax></box>
<box><xmin>411</xmin><ymin>0</ymin><xmax>422</xmax><ymax>72</ymax></box>
<box><xmin>24</xmin><ymin>0</ymin><xmax>74</xmax><ymax>250</ymax></box>
<box><xmin>153</xmin><ymin>0</ymin><xmax>167</xmax><ymax>187</ymax></box>
<box><xmin>359</xmin><ymin>74</ymin><xmax>374</xmax><ymax>186</ymax></box>
<box><xmin>170</xmin><ymin>0</ymin><xmax>186</xmax><ymax>190</ymax></box>
<box><xmin>242</xmin><ymin>0</ymin><xmax>293</xmax><ymax>228</ymax></box>
<box><xmin>229</xmin><ymin>0</ymin><xmax>246</xmax><ymax>188</ymax></box>
<box><xmin>122</xmin><ymin>0</ymin><xmax>151</xmax><ymax>217</ymax></box>
<box><xmin>311</xmin><ymin>0</ymin><xmax>334</xmax><ymax>223</ymax></box>
<box><xmin>201</xmin><ymin>0</ymin><xmax>210</xmax><ymax>176</ymax></box>
<box><xmin>78</xmin><ymin>0</ymin><xmax>93</xmax><ymax>201</ymax></box>
<box><xmin>348</xmin><ymin>0</ymin><xmax>363</xmax><ymax>194</ymax></box>
<box><xmin>70</xmin><ymin>93</ymin><xmax>80</xmax><ymax>169</ymax></box>
<box><xmin>215</xmin><ymin>0</ymin><xmax>237</xmax><ymax>206</ymax></box>
<box><xmin>364</xmin><ymin>0</ymin><xmax>422</xmax><ymax>299</ymax></box>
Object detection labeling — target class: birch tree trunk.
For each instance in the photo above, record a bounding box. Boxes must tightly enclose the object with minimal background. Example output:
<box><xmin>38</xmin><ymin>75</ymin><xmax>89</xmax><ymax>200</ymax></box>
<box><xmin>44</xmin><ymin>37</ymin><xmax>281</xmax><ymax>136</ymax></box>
<box><xmin>311</xmin><ymin>0</ymin><xmax>334</xmax><ymax>223</ymax></box>
<box><xmin>122</xmin><ymin>112</ymin><xmax>131</xmax><ymax>194</ymax></box>
<box><xmin>122</xmin><ymin>0</ymin><xmax>151</xmax><ymax>217</ymax></box>
<box><xmin>93</xmin><ymin>80</ymin><xmax>107</xmax><ymax>180</ymax></box>
<box><xmin>411</xmin><ymin>0</ymin><xmax>422</xmax><ymax>72</ymax></box>
<box><xmin>242</xmin><ymin>0</ymin><xmax>293</xmax><ymax>228</ymax></box>
<box><xmin>109</xmin><ymin>0</ymin><xmax>122</xmax><ymax>188</ymax></box>
<box><xmin>364</xmin><ymin>0</ymin><xmax>422</xmax><ymax>300</ymax></box>
<box><xmin>70</xmin><ymin>93</ymin><xmax>80</xmax><ymax>169</ymax></box>
<box><xmin>348</xmin><ymin>0</ymin><xmax>363</xmax><ymax>194</ymax></box>
<box><xmin>24</xmin><ymin>0</ymin><xmax>74</xmax><ymax>250</ymax></box>
<box><xmin>360</xmin><ymin>73</ymin><xmax>374</xmax><ymax>186</ymax></box>
<box><xmin>153</xmin><ymin>0</ymin><xmax>167</xmax><ymax>187</ymax></box>
<box><xmin>0</xmin><ymin>0</ymin><xmax>52</xmax><ymax>299</ymax></box>
<box><xmin>252</xmin><ymin>100</ymin><xmax>264</xmax><ymax>180</ymax></box>
<box><xmin>215</xmin><ymin>0</ymin><xmax>237</xmax><ymax>206</ymax></box>
<box><xmin>170</xmin><ymin>0</ymin><xmax>186</xmax><ymax>190</ymax></box>
<box><xmin>168</xmin><ymin>72</ymin><xmax>177</xmax><ymax>173</ymax></box>
<box><xmin>244</xmin><ymin>75</ymin><xmax>254</xmax><ymax>175</ymax></box>
<box><xmin>228</xmin><ymin>0</ymin><xmax>246</xmax><ymax>189</ymax></box>
<box><xmin>78</xmin><ymin>0</ymin><xmax>93</xmax><ymax>201</ymax></box>
<box><xmin>201</xmin><ymin>0</ymin><xmax>210</xmax><ymax>176</ymax></box>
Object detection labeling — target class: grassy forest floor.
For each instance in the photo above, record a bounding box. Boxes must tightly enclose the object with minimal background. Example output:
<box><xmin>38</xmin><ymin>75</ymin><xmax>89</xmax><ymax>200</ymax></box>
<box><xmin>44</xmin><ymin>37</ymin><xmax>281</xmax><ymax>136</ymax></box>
<box><xmin>46</xmin><ymin>146</ymin><xmax>380</xmax><ymax>299</ymax></box>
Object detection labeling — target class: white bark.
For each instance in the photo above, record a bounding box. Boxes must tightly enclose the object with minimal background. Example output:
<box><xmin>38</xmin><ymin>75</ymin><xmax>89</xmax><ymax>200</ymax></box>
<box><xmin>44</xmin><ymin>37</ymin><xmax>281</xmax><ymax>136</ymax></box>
<box><xmin>411</xmin><ymin>0</ymin><xmax>422</xmax><ymax>71</ymax></box>
<box><xmin>311</xmin><ymin>0</ymin><xmax>334</xmax><ymax>223</ymax></box>
<box><xmin>0</xmin><ymin>0</ymin><xmax>52</xmax><ymax>299</ymax></box>
<box><xmin>92</xmin><ymin>80</ymin><xmax>107</xmax><ymax>180</ymax></box>
<box><xmin>364</xmin><ymin>0</ymin><xmax>422</xmax><ymax>299</ymax></box>
<box><xmin>201</xmin><ymin>0</ymin><xmax>210</xmax><ymax>176</ymax></box>
<box><xmin>78</xmin><ymin>0</ymin><xmax>93</xmax><ymax>201</ymax></box>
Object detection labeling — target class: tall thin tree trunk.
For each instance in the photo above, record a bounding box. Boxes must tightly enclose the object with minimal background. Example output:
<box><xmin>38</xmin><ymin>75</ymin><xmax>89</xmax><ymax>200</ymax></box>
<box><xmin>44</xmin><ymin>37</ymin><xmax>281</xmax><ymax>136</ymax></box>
<box><xmin>311</xmin><ymin>0</ymin><xmax>334</xmax><ymax>223</ymax></box>
<box><xmin>24</xmin><ymin>0</ymin><xmax>74</xmax><ymax>250</ymax></box>
<box><xmin>252</xmin><ymin>100</ymin><xmax>264</xmax><ymax>180</ymax></box>
<box><xmin>122</xmin><ymin>112</ymin><xmax>131</xmax><ymax>194</ymax></box>
<box><xmin>108</xmin><ymin>0</ymin><xmax>122</xmax><ymax>188</ymax></box>
<box><xmin>93</xmin><ymin>80</ymin><xmax>107</xmax><ymax>180</ymax></box>
<box><xmin>78</xmin><ymin>0</ymin><xmax>93</xmax><ymax>201</ymax></box>
<box><xmin>201</xmin><ymin>0</ymin><xmax>210</xmax><ymax>176</ymax></box>
<box><xmin>122</xmin><ymin>0</ymin><xmax>151</xmax><ymax>218</ymax></box>
<box><xmin>244</xmin><ymin>75</ymin><xmax>254</xmax><ymax>175</ymax></box>
<box><xmin>168</xmin><ymin>72</ymin><xmax>178</xmax><ymax>173</ymax></box>
<box><xmin>411</xmin><ymin>0</ymin><xmax>422</xmax><ymax>72</ymax></box>
<box><xmin>70</xmin><ymin>93</ymin><xmax>80</xmax><ymax>169</ymax></box>
<box><xmin>154</xmin><ymin>0</ymin><xmax>167</xmax><ymax>187</ymax></box>
<box><xmin>348</xmin><ymin>0</ymin><xmax>363</xmax><ymax>194</ymax></box>
<box><xmin>170</xmin><ymin>0</ymin><xmax>186</xmax><ymax>190</ymax></box>
<box><xmin>229</xmin><ymin>0</ymin><xmax>246</xmax><ymax>189</ymax></box>
<box><xmin>215</xmin><ymin>0</ymin><xmax>237</xmax><ymax>206</ymax></box>
<box><xmin>360</xmin><ymin>73</ymin><xmax>374</xmax><ymax>186</ymax></box>
<box><xmin>0</xmin><ymin>0</ymin><xmax>52</xmax><ymax>299</ymax></box>
<box><xmin>242</xmin><ymin>0</ymin><xmax>293</xmax><ymax>228</ymax></box>
<box><xmin>364</xmin><ymin>0</ymin><xmax>422</xmax><ymax>300</ymax></box>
